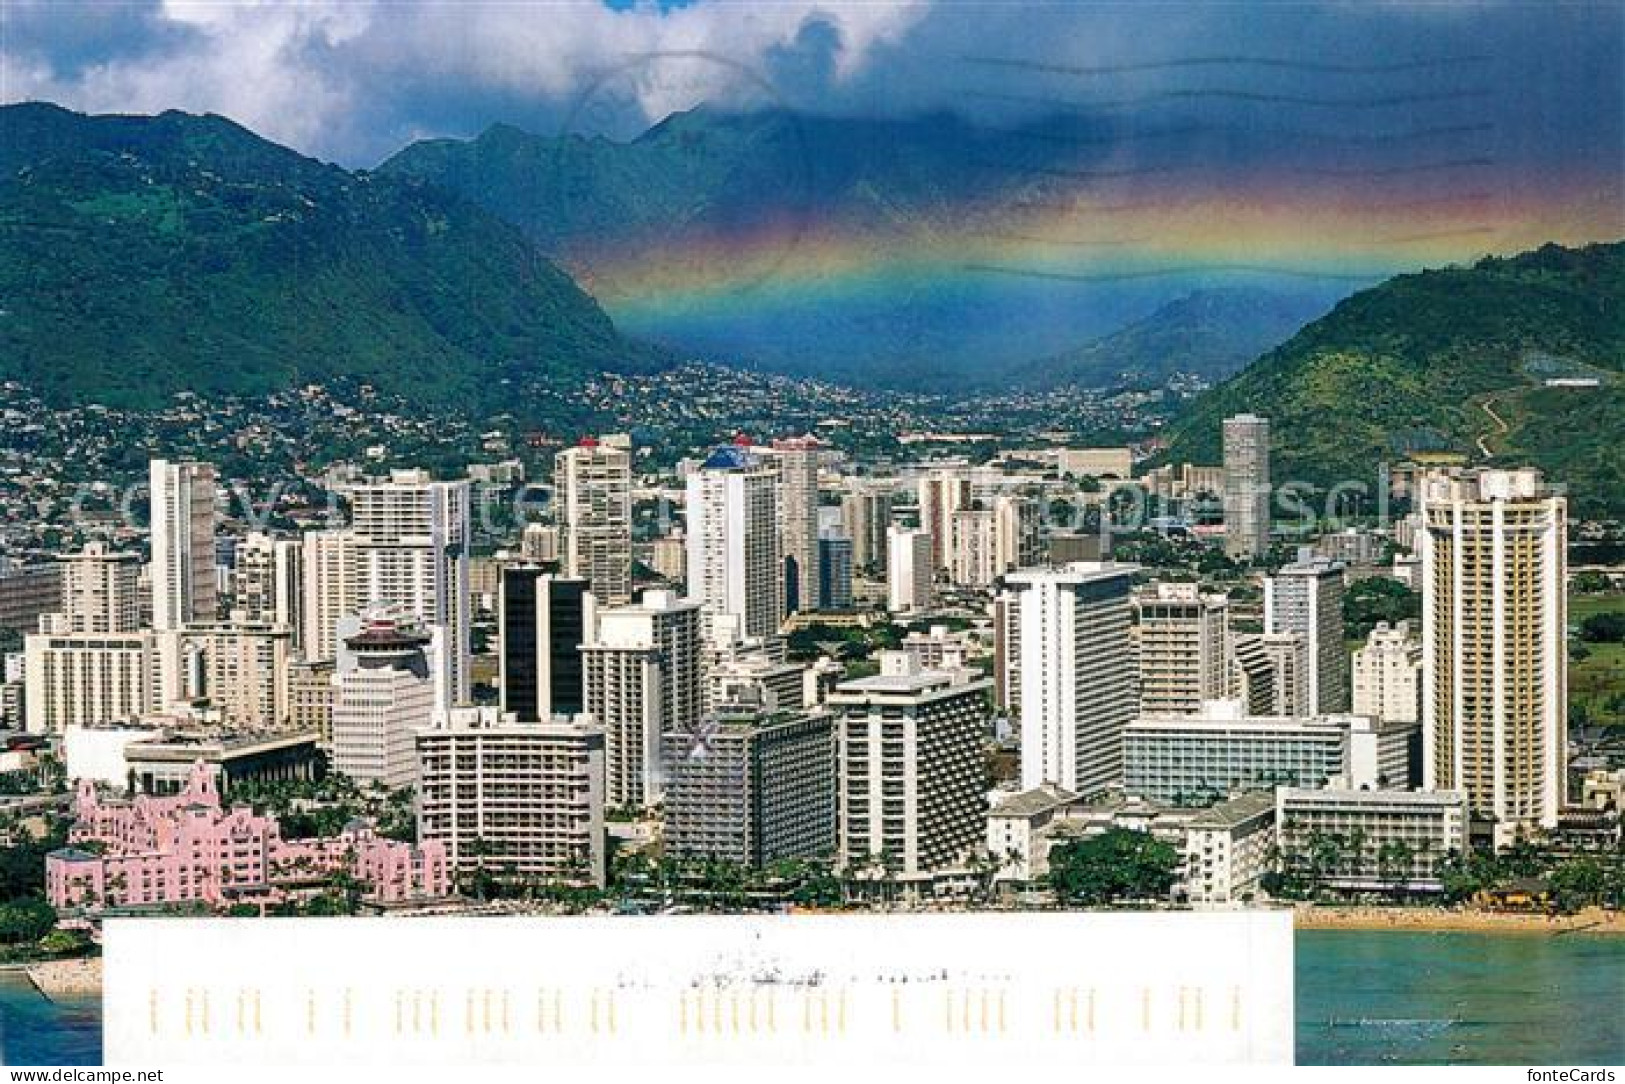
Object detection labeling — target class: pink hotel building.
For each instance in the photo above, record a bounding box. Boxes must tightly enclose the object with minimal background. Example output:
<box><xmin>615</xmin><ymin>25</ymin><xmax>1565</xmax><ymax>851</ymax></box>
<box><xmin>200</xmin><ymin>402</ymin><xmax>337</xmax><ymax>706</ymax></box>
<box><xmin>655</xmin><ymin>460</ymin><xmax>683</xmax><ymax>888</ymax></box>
<box><xmin>46</xmin><ymin>763</ymin><xmax>450</xmax><ymax>911</ymax></box>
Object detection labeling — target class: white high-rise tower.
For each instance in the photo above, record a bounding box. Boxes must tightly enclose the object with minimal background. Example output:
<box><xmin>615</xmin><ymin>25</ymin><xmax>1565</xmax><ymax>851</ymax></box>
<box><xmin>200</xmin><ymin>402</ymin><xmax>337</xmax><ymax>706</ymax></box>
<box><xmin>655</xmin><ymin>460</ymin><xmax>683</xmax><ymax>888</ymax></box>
<box><xmin>685</xmin><ymin>443</ymin><xmax>783</xmax><ymax>640</ymax></box>
<box><xmin>350</xmin><ymin>470</ymin><xmax>471</xmax><ymax>711</ymax></box>
<box><xmin>149</xmin><ymin>459</ymin><xmax>218</xmax><ymax>631</ymax></box>
<box><xmin>1004</xmin><ymin>562</ymin><xmax>1137</xmax><ymax>796</ymax></box>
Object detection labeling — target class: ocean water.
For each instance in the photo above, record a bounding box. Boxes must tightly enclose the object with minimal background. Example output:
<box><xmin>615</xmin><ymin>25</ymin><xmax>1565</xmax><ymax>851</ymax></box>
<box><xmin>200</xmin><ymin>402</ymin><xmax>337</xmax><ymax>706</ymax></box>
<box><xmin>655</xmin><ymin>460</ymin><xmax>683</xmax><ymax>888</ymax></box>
<box><xmin>2</xmin><ymin>932</ymin><xmax>1620</xmax><ymax>1065</ymax></box>
<box><xmin>0</xmin><ymin>973</ymin><xmax>101</xmax><ymax>1066</ymax></box>
<box><xmin>1295</xmin><ymin>931</ymin><xmax>1625</xmax><ymax>1065</ymax></box>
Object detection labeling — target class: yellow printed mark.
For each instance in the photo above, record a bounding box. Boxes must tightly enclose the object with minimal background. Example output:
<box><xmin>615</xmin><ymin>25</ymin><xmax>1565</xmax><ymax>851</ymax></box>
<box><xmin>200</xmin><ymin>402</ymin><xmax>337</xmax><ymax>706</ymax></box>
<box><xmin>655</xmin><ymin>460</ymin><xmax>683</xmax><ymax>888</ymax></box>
<box><xmin>148</xmin><ymin>989</ymin><xmax>158</xmax><ymax>1036</ymax></box>
<box><xmin>1231</xmin><ymin>985</ymin><xmax>1242</xmax><ymax>1032</ymax></box>
<box><xmin>1141</xmin><ymin>986</ymin><xmax>1151</xmax><ymax>1031</ymax></box>
<box><xmin>892</xmin><ymin>987</ymin><xmax>902</xmax><ymax>1033</ymax></box>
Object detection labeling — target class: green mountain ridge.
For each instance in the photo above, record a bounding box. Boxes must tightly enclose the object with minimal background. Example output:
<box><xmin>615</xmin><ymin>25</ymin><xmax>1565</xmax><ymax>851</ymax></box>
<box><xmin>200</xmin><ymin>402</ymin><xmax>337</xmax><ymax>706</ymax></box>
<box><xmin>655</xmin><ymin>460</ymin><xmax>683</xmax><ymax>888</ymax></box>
<box><xmin>1011</xmin><ymin>288</ymin><xmax>1336</xmax><ymax>391</ymax></box>
<box><xmin>0</xmin><ymin>102</ymin><xmax>662</xmax><ymax>411</ymax></box>
<box><xmin>1161</xmin><ymin>241</ymin><xmax>1625</xmax><ymax>516</ymax></box>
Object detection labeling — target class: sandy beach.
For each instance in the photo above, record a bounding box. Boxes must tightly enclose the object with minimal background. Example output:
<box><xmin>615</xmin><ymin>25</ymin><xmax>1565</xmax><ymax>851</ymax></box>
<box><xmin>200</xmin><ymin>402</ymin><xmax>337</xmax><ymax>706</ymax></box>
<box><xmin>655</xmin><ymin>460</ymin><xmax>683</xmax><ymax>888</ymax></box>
<box><xmin>1292</xmin><ymin>905</ymin><xmax>1624</xmax><ymax>935</ymax></box>
<box><xmin>26</xmin><ymin>956</ymin><xmax>102</xmax><ymax>999</ymax></box>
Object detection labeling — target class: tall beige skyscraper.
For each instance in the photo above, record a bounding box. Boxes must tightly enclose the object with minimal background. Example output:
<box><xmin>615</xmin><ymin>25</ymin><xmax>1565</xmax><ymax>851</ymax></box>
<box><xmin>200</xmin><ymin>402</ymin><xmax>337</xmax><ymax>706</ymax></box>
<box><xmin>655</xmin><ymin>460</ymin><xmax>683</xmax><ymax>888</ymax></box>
<box><xmin>948</xmin><ymin>507</ymin><xmax>997</xmax><ymax>588</ymax></box>
<box><xmin>770</xmin><ymin>436</ymin><xmax>821</xmax><ymax>613</ymax></box>
<box><xmin>685</xmin><ymin>444</ymin><xmax>783</xmax><ymax>640</ymax></box>
<box><xmin>56</xmin><ymin>543</ymin><xmax>140</xmax><ymax>634</ymax></box>
<box><xmin>299</xmin><ymin>528</ymin><xmax>357</xmax><ymax>664</ymax></box>
<box><xmin>1419</xmin><ymin>469</ymin><xmax>1566</xmax><ymax>844</ymax></box>
<box><xmin>149</xmin><ymin>458</ymin><xmax>218</xmax><ymax>631</ymax></box>
<box><xmin>1222</xmin><ymin>414</ymin><xmax>1270</xmax><ymax>560</ymax></box>
<box><xmin>1134</xmin><ymin>582</ymin><xmax>1232</xmax><ymax>716</ymax></box>
<box><xmin>554</xmin><ymin>436</ymin><xmax>633</xmax><ymax>607</ymax></box>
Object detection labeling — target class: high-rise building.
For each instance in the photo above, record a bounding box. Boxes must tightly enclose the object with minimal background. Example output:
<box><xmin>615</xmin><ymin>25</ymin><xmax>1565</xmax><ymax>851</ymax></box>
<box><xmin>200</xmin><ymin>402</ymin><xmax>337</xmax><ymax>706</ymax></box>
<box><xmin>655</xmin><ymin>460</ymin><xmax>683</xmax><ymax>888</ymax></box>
<box><xmin>771</xmin><ymin>436</ymin><xmax>821</xmax><ymax>614</ymax></box>
<box><xmin>817</xmin><ymin>531</ymin><xmax>853</xmax><ymax>611</ymax></box>
<box><xmin>417</xmin><ymin>710</ymin><xmax>607</xmax><ymax>887</ymax></box>
<box><xmin>350</xmin><ymin>470</ymin><xmax>471</xmax><ymax>710</ymax></box>
<box><xmin>1004</xmin><ymin>562</ymin><xmax>1137</xmax><ymax>796</ymax></box>
<box><xmin>331</xmin><ymin>612</ymin><xmax>436</xmax><ymax>790</ymax></box>
<box><xmin>519</xmin><ymin>522</ymin><xmax>560</xmax><ymax>565</ymax></box>
<box><xmin>181</xmin><ymin>620</ymin><xmax>293</xmax><ymax>730</ymax></box>
<box><xmin>886</xmin><ymin>527</ymin><xmax>933</xmax><ymax>613</ymax></box>
<box><xmin>580</xmin><ymin>590</ymin><xmax>702</xmax><ymax>809</ymax></box>
<box><xmin>948</xmin><ymin>507</ymin><xmax>998</xmax><ymax>588</ymax></box>
<box><xmin>918</xmin><ymin>471</ymin><xmax>971</xmax><ymax>572</ymax></box>
<box><xmin>841</xmin><ymin>484</ymin><xmax>893</xmax><ymax>574</ymax></box>
<box><xmin>1221</xmin><ymin>414</ymin><xmax>1270</xmax><ymax>560</ymax></box>
<box><xmin>231</xmin><ymin>533</ymin><xmax>302</xmax><ymax>639</ymax></box>
<box><xmin>1233</xmin><ymin>632</ymin><xmax>1308</xmax><ymax>717</ymax></box>
<box><xmin>1265</xmin><ymin>553</ymin><xmax>1349</xmax><ymax>713</ymax></box>
<box><xmin>830</xmin><ymin>654</ymin><xmax>989</xmax><ymax>884</ymax></box>
<box><xmin>56</xmin><ymin>543</ymin><xmax>140</xmax><ymax>634</ymax></box>
<box><xmin>1353</xmin><ymin>620</ymin><xmax>1421</xmax><ymax>725</ymax></box>
<box><xmin>1134</xmin><ymin>582</ymin><xmax>1232</xmax><ymax>716</ymax></box>
<box><xmin>993</xmin><ymin>494</ymin><xmax>1041</xmax><ymax>574</ymax></box>
<box><xmin>149</xmin><ymin>459</ymin><xmax>218</xmax><ymax>630</ymax></box>
<box><xmin>663</xmin><ymin>699</ymin><xmax>836</xmax><ymax>868</ymax></box>
<box><xmin>23</xmin><ymin>631</ymin><xmax>152</xmax><ymax>733</ymax></box>
<box><xmin>298</xmin><ymin>528</ymin><xmax>356</xmax><ymax>664</ymax></box>
<box><xmin>685</xmin><ymin>444</ymin><xmax>783</xmax><ymax>640</ymax></box>
<box><xmin>554</xmin><ymin>436</ymin><xmax>633</xmax><ymax>607</ymax></box>
<box><xmin>499</xmin><ymin>568</ymin><xmax>593</xmax><ymax>722</ymax></box>
<box><xmin>1419</xmin><ymin>469</ymin><xmax>1566</xmax><ymax>843</ymax></box>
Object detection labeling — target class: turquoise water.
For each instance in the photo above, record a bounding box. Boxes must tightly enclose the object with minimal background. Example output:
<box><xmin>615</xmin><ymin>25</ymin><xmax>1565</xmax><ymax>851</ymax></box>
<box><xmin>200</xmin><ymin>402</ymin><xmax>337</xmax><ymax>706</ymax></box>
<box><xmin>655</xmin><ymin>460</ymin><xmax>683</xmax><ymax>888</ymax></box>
<box><xmin>1296</xmin><ymin>931</ymin><xmax>1625</xmax><ymax>1065</ymax></box>
<box><xmin>2</xmin><ymin>933</ymin><xmax>1620</xmax><ymax>1065</ymax></box>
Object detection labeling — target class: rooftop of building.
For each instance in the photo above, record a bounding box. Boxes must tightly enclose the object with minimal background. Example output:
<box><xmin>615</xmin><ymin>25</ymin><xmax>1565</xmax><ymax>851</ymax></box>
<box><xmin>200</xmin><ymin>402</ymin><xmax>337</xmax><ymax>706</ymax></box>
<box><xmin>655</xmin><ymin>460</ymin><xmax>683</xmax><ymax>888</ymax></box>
<box><xmin>1187</xmin><ymin>790</ymin><xmax>1277</xmax><ymax>829</ymax></box>
<box><xmin>989</xmin><ymin>784</ymin><xmax>1079</xmax><ymax>819</ymax></box>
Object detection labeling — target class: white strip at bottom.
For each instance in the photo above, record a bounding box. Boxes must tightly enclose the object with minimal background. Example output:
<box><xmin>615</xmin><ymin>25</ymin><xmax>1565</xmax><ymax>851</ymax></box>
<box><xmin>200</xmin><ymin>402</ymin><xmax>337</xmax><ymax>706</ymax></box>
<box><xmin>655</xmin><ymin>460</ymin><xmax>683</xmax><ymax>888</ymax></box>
<box><xmin>104</xmin><ymin>911</ymin><xmax>1294</xmax><ymax>1065</ymax></box>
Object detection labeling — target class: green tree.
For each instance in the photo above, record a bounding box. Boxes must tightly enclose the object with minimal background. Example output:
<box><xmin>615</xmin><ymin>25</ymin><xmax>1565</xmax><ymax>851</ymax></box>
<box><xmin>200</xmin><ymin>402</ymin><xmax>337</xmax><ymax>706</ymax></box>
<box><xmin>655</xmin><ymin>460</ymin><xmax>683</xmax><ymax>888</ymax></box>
<box><xmin>1047</xmin><ymin>829</ymin><xmax>1180</xmax><ymax>906</ymax></box>
<box><xmin>0</xmin><ymin>898</ymin><xmax>56</xmax><ymax>945</ymax></box>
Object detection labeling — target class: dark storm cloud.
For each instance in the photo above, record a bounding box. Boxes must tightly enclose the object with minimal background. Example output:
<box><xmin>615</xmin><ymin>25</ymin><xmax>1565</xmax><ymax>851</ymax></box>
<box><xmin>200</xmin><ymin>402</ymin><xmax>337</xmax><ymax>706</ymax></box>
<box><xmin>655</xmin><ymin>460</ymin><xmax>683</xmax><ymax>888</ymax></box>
<box><xmin>0</xmin><ymin>0</ymin><xmax>1617</xmax><ymax>181</ymax></box>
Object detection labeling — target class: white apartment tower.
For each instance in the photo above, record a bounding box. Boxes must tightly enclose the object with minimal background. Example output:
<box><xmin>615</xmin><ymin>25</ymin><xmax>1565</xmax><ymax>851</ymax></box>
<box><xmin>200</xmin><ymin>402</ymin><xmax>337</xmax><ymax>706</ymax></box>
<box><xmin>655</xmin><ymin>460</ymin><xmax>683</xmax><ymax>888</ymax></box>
<box><xmin>830</xmin><ymin>654</ymin><xmax>990</xmax><ymax>883</ymax></box>
<box><xmin>349</xmin><ymin>470</ymin><xmax>471</xmax><ymax>710</ymax></box>
<box><xmin>149</xmin><ymin>459</ymin><xmax>218</xmax><ymax>630</ymax></box>
<box><xmin>1353</xmin><ymin>620</ymin><xmax>1422</xmax><ymax>725</ymax></box>
<box><xmin>580</xmin><ymin>590</ymin><xmax>702</xmax><ymax>809</ymax></box>
<box><xmin>1134</xmin><ymin>582</ymin><xmax>1232</xmax><ymax>716</ymax></box>
<box><xmin>886</xmin><ymin>527</ymin><xmax>933</xmax><ymax>613</ymax></box>
<box><xmin>1222</xmin><ymin>415</ymin><xmax>1270</xmax><ymax>560</ymax></box>
<box><xmin>1265</xmin><ymin>552</ymin><xmax>1349</xmax><ymax>713</ymax></box>
<box><xmin>1005</xmin><ymin>562</ymin><xmax>1138</xmax><ymax>796</ymax></box>
<box><xmin>554</xmin><ymin>436</ymin><xmax>633</xmax><ymax>607</ymax></box>
<box><xmin>948</xmin><ymin>507</ymin><xmax>998</xmax><ymax>588</ymax></box>
<box><xmin>1419</xmin><ymin>469</ymin><xmax>1566</xmax><ymax>843</ymax></box>
<box><xmin>685</xmin><ymin>444</ymin><xmax>784</xmax><ymax>640</ymax></box>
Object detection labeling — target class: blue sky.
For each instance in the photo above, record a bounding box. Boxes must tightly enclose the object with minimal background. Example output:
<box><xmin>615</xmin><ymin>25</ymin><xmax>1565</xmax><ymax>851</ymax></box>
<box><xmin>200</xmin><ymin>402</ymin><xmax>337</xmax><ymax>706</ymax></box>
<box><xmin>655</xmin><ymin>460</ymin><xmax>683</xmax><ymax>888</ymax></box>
<box><xmin>0</xmin><ymin>0</ymin><xmax>1619</xmax><ymax>181</ymax></box>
